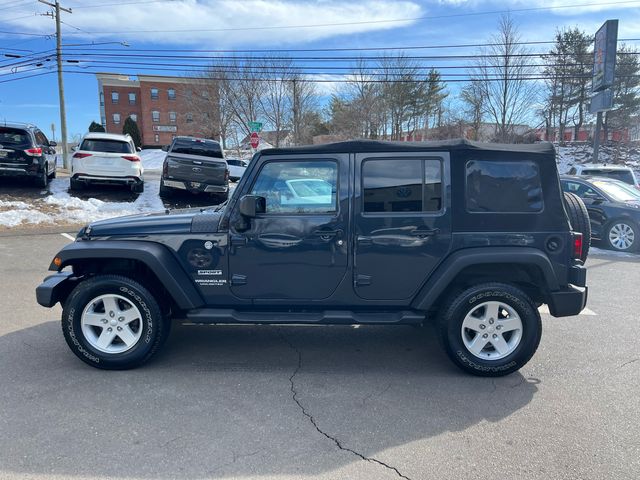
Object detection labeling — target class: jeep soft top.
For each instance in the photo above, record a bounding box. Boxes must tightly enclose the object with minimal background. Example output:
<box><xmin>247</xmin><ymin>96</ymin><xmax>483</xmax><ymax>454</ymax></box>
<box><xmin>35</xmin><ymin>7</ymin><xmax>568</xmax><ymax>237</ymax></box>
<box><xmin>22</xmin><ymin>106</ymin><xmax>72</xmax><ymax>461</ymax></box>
<box><xmin>36</xmin><ymin>139</ymin><xmax>588</xmax><ymax>376</ymax></box>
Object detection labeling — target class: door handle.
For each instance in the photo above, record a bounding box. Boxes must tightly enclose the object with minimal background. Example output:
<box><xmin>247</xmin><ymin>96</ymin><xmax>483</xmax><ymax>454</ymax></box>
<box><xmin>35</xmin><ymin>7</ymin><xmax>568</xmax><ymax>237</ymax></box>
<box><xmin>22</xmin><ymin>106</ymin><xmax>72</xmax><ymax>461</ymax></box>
<box><xmin>410</xmin><ymin>228</ymin><xmax>440</xmax><ymax>238</ymax></box>
<box><xmin>313</xmin><ymin>229</ymin><xmax>342</xmax><ymax>241</ymax></box>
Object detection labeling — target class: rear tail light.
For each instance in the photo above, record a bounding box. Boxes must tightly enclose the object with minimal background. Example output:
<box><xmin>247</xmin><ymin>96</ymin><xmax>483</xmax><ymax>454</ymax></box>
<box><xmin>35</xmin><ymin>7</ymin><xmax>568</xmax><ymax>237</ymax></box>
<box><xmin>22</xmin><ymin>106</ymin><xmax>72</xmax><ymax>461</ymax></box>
<box><xmin>225</xmin><ymin>169</ymin><xmax>229</xmax><ymax>182</ymax></box>
<box><xmin>121</xmin><ymin>155</ymin><xmax>140</xmax><ymax>162</ymax></box>
<box><xmin>24</xmin><ymin>147</ymin><xmax>42</xmax><ymax>156</ymax></box>
<box><xmin>73</xmin><ymin>152</ymin><xmax>92</xmax><ymax>159</ymax></box>
<box><xmin>572</xmin><ymin>232</ymin><xmax>583</xmax><ymax>260</ymax></box>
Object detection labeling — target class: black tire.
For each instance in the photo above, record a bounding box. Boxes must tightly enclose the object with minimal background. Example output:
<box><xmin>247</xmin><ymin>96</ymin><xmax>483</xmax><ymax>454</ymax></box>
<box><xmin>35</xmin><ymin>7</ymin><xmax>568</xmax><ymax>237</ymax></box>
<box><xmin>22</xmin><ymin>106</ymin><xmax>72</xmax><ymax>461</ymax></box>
<box><xmin>159</xmin><ymin>180</ymin><xmax>173</xmax><ymax>198</ymax></box>
<box><xmin>131</xmin><ymin>182</ymin><xmax>144</xmax><ymax>194</ymax></box>
<box><xmin>438</xmin><ymin>283</ymin><xmax>542</xmax><ymax>377</ymax></box>
<box><xmin>61</xmin><ymin>275</ymin><xmax>169</xmax><ymax>370</ymax></box>
<box><xmin>35</xmin><ymin>166</ymin><xmax>48</xmax><ymax>188</ymax></box>
<box><xmin>603</xmin><ymin>219</ymin><xmax>638</xmax><ymax>252</ymax></box>
<box><xmin>70</xmin><ymin>178</ymin><xmax>84</xmax><ymax>191</ymax></box>
<box><xmin>563</xmin><ymin>191</ymin><xmax>591</xmax><ymax>262</ymax></box>
<box><xmin>48</xmin><ymin>167</ymin><xmax>56</xmax><ymax>179</ymax></box>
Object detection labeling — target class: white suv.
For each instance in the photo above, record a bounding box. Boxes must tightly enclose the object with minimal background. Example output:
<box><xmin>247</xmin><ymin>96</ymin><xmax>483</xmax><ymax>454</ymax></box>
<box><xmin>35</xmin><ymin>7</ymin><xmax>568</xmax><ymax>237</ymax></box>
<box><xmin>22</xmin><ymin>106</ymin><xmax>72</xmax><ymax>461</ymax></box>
<box><xmin>568</xmin><ymin>164</ymin><xmax>639</xmax><ymax>190</ymax></box>
<box><xmin>71</xmin><ymin>133</ymin><xmax>144</xmax><ymax>193</ymax></box>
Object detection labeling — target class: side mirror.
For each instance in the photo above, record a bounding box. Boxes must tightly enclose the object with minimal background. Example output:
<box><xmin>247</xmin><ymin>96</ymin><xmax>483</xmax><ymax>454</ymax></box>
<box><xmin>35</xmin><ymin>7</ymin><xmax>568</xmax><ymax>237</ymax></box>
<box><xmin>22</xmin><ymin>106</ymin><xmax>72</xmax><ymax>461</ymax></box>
<box><xmin>239</xmin><ymin>195</ymin><xmax>266</xmax><ymax>218</ymax></box>
<box><xmin>584</xmin><ymin>192</ymin><xmax>604</xmax><ymax>203</ymax></box>
<box><xmin>49</xmin><ymin>141</ymin><xmax>57</xmax><ymax>147</ymax></box>
<box><xmin>137</xmin><ymin>146</ymin><xmax>142</xmax><ymax>152</ymax></box>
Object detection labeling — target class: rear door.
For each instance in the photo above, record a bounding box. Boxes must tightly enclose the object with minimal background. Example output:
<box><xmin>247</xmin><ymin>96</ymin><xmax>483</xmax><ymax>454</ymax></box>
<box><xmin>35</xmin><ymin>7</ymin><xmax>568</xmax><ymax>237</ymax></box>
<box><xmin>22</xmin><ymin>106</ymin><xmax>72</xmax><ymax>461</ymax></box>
<box><xmin>354</xmin><ymin>152</ymin><xmax>451</xmax><ymax>301</ymax></box>
<box><xmin>0</xmin><ymin>127</ymin><xmax>32</xmax><ymax>168</ymax></box>
<box><xmin>228</xmin><ymin>154</ymin><xmax>349</xmax><ymax>300</ymax></box>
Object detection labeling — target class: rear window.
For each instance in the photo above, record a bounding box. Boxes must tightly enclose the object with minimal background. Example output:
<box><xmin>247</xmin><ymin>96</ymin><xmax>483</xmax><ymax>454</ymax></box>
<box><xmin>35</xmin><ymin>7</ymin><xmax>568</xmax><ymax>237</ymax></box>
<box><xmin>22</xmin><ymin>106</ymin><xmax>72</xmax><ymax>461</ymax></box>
<box><xmin>0</xmin><ymin>127</ymin><xmax>31</xmax><ymax>148</ymax></box>
<box><xmin>171</xmin><ymin>139</ymin><xmax>222</xmax><ymax>158</ymax></box>
<box><xmin>582</xmin><ymin>169</ymin><xmax>634</xmax><ymax>184</ymax></box>
<box><xmin>466</xmin><ymin>160</ymin><xmax>543</xmax><ymax>213</ymax></box>
<box><xmin>80</xmin><ymin>139</ymin><xmax>133</xmax><ymax>154</ymax></box>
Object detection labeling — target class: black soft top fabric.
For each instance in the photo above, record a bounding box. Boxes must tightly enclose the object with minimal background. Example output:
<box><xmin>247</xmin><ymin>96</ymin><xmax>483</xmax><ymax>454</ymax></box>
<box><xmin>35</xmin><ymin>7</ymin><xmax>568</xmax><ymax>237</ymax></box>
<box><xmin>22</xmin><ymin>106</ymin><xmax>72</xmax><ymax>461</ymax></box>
<box><xmin>261</xmin><ymin>139</ymin><xmax>555</xmax><ymax>157</ymax></box>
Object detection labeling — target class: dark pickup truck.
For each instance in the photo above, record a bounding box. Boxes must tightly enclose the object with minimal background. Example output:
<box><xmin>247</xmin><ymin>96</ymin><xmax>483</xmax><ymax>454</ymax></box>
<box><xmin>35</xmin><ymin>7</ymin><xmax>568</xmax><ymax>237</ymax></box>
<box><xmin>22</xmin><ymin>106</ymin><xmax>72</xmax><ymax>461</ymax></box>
<box><xmin>159</xmin><ymin>136</ymin><xmax>229</xmax><ymax>202</ymax></box>
<box><xmin>37</xmin><ymin>140</ymin><xmax>588</xmax><ymax>376</ymax></box>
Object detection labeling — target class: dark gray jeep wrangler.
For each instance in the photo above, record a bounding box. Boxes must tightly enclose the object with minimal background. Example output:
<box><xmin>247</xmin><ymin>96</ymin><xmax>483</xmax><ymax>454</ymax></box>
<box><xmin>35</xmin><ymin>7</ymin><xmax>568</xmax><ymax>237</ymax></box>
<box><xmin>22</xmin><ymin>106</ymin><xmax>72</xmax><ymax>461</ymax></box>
<box><xmin>37</xmin><ymin>140</ymin><xmax>588</xmax><ymax>376</ymax></box>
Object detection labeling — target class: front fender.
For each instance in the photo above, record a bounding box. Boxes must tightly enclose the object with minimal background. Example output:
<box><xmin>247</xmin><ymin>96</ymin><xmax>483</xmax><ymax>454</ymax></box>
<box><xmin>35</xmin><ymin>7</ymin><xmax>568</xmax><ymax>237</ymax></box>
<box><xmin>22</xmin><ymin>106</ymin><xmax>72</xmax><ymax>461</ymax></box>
<box><xmin>48</xmin><ymin>240</ymin><xmax>205</xmax><ymax>310</ymax></box>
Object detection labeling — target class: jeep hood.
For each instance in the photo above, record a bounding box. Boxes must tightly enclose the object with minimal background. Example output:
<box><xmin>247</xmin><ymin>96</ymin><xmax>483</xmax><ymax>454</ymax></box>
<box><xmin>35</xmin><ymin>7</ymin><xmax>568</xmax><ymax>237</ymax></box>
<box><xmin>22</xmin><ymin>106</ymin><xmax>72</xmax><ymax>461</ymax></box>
<box><xmin>82</xmin><ymin>208</ymin><xmax>222</xmax><ymax>237</ymax></box>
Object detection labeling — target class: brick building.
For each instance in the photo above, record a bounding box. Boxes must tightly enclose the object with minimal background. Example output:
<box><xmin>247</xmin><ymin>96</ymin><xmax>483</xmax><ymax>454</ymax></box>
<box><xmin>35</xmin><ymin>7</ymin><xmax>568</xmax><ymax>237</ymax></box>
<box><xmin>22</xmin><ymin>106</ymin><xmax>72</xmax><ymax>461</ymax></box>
<box><xmin>96</xmin><ymin>73</ymin><xmax>220</xmax><ymax>147</ymax></box>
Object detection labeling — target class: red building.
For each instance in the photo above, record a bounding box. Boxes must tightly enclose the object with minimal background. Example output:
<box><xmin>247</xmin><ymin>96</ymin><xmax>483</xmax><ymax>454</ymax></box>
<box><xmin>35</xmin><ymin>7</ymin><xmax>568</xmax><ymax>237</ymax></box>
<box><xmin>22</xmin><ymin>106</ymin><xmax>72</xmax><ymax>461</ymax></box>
<box><xmin>96</xmin><ymin>73</ymin><xmax>220</xmax><ymax>147</ymax></box>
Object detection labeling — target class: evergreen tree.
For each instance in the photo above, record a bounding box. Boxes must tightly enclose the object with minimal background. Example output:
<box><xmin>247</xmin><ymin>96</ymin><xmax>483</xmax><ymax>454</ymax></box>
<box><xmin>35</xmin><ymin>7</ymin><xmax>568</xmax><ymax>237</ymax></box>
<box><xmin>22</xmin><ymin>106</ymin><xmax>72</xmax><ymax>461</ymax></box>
<box><xmin>88</xmin><ymin>121</ymin><xmax>105</xmax><ymax>132</ymax></box>
<box><xmin>122</xmin><ymin>117</ymin><xmax>142</xmax><ymax>148</ymax></box>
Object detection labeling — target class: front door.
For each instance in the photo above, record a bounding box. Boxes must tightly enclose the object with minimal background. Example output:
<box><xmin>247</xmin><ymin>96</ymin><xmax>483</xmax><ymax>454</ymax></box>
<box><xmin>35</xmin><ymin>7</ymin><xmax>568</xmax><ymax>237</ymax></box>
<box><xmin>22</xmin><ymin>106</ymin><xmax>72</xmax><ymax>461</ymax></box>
<box><xmin>228</xmin><ymin>154</ymin><xmax>349</xmax><ymax>300</ymax></box>
<box><xmin>354</xmin><ymin>152</ymin><xmax>452</xmax><ymax>301</ymax></box>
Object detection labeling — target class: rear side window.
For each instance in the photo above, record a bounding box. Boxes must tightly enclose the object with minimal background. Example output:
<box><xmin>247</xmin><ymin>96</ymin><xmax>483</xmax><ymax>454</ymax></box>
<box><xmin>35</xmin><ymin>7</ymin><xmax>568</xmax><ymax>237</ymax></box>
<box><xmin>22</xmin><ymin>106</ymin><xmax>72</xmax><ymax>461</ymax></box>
<box><xmin>80</xmin><ymin>139</ymin><xmax>133</xmax><ymax>154</ymax></box>
<box><xmin>0</xmin><ymin>128</ymin><xmax>31</xmax><ymax>148</ymax></box>
<box><xmin>466</xmin><ymin>160</ymin><xmax>543</xmax><ymax>213</ymax></box>
<box><xmin>171</xmin><ymin>139</ymin><xmax>223</xmax><ymax>158</ymax></box>
<box><xmin>582</xmin><ymin>169</ymin><xmax>634</xmax><ymax>184</ymax></box>
<box><xmin>362</xmin><ymin>159</ymin><xmax>442</xmax><ymax>213</ymax></box>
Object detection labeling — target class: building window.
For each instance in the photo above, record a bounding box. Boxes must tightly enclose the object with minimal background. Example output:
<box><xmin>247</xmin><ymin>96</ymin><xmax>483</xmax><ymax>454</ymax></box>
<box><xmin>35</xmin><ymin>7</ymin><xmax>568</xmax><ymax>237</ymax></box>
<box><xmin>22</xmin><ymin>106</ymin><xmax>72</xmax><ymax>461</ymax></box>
<box><xmin>185</xmin><ymin>89</ymin><xmax>192</xmax><ymax>99</ymax></box>
<box><xmin>112</xmin><ymin>113</ymin><xmax>121</xmax><ymax>125</ymax></box>
<box><xmin>100</xmin><ymin>92</ymin><xmax>104</xmax><ymax>106</ymax></box>
<box><xmin>154</xmin><ymin>134</ymin><xmax>159</xmax><ymax>143</ymax></box>
<box><xmin>150</xmin><ymin>88</ymin><xmax>159</xmax><ymax>100</ymax></box>
<box><xmin>111</xmin><ymin>92</ymin><xmax>119</xmax><ymax>104</ymax></box>
<box><xmin>169</xmin><ymin>111</ymin><xmax>177</xmax><ymax>123</ymax></box>
<box><xmin>201</xmin><ymin>90</ymin><xmax>209</xmax><ymax>98</ymax></box>
<box><xmin>101</xmin><ymin>116</ymin><xmax>106</xmax><ymax>126</ymax></box>
<box><xmin>152</xmin><ymin>111</ymin><xmax>160</xmax><ymax>122</ymax></box>
<box><xmin>129</xmin><ymin>114</ymin><xmax>137</xmax><ymax>122</ymax></box>
<box><xmin>186</xmin><ymin>113</ymin><xmax>193</xmax><ymax>123</ymax></box>
<box><xmin>128</xmin><ymin>92</ymin><xmax>136</xmax><ymax>105</ymax></box>
<box><xmin>168</xmin><ymin>88</ymin><xmax>176</xmax><ymax>100</ymax></box>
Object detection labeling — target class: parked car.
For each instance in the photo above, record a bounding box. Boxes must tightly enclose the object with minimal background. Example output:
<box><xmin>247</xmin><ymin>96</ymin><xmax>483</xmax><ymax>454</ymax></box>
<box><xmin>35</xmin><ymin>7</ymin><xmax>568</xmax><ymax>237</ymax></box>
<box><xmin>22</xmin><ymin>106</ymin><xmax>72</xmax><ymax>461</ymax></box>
<box><xmin>568</xmin><ymin>164</ymin><xmax>639</xmax><ymax>189</ymax></box>
<box><xmin>71</xmin><ymin>133</ymin><xmax>143</xmax><ymax>193</ymax></box>
<box><xmin>226</xmin><ymin>158</ymin><xmax>248</xmax><ymax>181</ymax></box>
<box><xmin>561</xmin><ymin>175</ymin><xmax>640</xmax><ymax>252</ymax></box>
<box><xmin>160</xmin><ymin>136</ymin><xmax>229</xmax><ymax>202</ymax></box>
<box><xmin>0</xmin><ymin>122</ymin><xmax>57</xmax><ymax>187</ymax></box>
<box><xmin>37</xmin><ymin>140</ymin><xmax>589</xmax><ymax>376</ymax></box>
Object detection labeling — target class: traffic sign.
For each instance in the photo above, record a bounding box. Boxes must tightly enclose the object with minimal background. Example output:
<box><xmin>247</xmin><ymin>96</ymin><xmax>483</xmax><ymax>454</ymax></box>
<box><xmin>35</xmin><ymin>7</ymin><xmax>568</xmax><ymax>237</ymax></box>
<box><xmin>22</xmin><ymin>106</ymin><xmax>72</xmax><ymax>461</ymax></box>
<box><xmin>248</xmin><ymin>121</ymin><xmax>263</xmax><ymax>133</ymax></box>
<box><xmin>250</xmin><ymin>132</ymin><xmax>260</xmax><ymax>149</ymax></box>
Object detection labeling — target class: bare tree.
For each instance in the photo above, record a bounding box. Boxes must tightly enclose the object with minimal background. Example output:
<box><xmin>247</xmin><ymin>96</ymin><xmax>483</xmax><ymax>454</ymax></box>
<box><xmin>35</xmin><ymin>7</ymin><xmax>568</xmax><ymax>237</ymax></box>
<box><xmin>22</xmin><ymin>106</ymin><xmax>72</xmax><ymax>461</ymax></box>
<box><xmin>472</xmin><ymin>15</ymin><xmax>537</xmax><ymax>142</ymax></box>
<box><xmin>460</xmin><ymin>81</ymin><xmax>486</xmax><ymax>140</ymax></box>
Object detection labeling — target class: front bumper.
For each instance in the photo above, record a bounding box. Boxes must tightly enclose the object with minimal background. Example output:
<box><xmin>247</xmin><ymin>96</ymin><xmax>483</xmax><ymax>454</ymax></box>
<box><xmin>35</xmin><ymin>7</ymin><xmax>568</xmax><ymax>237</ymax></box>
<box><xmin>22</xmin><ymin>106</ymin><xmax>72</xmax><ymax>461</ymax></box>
<box><xmin>36</xmin><ymin>271</ymin><xmax>75</xmax><ymax>308</ymax></box>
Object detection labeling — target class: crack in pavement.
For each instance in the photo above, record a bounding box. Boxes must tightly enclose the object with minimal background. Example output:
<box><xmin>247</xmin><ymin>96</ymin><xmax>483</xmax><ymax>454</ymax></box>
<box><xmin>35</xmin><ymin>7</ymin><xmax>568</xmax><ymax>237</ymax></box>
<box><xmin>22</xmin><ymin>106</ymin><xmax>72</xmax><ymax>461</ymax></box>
<box><xmin>278</xmin><ymin>331</ymin><xmax>412</xmax><ymax>480</ymax></box>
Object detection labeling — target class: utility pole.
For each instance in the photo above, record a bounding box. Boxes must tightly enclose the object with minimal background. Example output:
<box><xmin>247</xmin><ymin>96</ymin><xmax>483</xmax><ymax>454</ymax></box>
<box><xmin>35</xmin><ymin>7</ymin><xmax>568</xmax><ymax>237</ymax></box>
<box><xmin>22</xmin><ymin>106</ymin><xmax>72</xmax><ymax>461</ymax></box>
<box><xmin>292</xmin><ymin>78</ymin><xmax>298</xmax><ymax>146</ymax></box>
<box><xmin>39</xmin><ymin>0</ymin><xmax>72</xmax><ymax>169</ymax></box>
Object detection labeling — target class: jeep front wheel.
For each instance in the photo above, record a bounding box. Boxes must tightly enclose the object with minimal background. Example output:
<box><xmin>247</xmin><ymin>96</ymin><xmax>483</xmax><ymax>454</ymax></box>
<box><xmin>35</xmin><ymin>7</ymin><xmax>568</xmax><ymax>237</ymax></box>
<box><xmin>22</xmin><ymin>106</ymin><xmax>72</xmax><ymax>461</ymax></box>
<box><xmin>62</xmin><ymin>275</ymin><xmax>168</xmax><ymax>369</ymax></box>
<box><xmin>438</xmin><ymin>283</ymin><xmax>542</xmax><ymax>377</ymax></box>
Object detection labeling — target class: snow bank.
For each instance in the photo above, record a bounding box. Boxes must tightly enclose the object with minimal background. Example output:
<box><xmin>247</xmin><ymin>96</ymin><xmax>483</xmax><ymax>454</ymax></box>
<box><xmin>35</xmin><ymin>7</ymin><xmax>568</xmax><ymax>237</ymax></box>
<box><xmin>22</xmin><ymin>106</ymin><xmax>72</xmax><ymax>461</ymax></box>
<box><xmin>139</xmin><ymin>149</ymin><xmax>166</xmax><ymax>171</ymax></box>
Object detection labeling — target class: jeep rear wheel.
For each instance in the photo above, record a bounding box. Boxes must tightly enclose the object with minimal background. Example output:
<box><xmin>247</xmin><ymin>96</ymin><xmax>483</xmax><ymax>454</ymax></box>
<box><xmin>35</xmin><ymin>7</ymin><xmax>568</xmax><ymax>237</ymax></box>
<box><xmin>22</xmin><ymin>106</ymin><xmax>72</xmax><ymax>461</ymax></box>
<box><xmin>62</xmin><ymin>275</ymin><xmax>168</xmax><ymax>369</ymax></box>
<box><xmin>438</xmin><ymin>283</ymin><xmax>542</xmax><ymax>377</ymax></box>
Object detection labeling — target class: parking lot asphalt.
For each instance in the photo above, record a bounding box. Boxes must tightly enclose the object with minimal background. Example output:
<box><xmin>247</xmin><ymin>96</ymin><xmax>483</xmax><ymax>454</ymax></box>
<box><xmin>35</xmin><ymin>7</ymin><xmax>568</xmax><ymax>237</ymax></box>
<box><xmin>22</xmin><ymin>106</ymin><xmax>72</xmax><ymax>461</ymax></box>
<box><xmin>0</xmin><ymin>232</ymin><xmax>638</xmax><ymax>480</ymax></box>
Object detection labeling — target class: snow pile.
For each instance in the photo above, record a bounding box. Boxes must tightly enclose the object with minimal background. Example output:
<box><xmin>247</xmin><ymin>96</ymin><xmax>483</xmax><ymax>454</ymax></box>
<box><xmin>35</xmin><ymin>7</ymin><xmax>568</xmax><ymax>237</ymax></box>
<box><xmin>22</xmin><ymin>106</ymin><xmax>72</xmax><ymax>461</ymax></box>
<box><xmin>0</xmin><ymin>199</ymin><xmax>52</xmax><ymax>227</ymax></box>
<box><xmin>556</xmin><ymin>143</ymin><xmax>640</xmax><ymax>174</ymax></box>
<box><xmin>139</xmin><ymin>149</ymin><xmax>166</xmax><ymax>171</ymax></box>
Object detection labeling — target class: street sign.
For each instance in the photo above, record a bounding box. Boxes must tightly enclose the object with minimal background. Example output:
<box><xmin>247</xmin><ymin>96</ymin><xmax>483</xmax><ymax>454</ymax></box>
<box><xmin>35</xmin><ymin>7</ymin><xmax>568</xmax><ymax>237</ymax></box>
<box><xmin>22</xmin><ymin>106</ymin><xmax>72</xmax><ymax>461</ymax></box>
<box><xmin>250</xmin><ymin>132</ymin><xmax>260</xmax><ymax>149</ymax></box>
<box><xmin>589</xmin><ymin>88</ymin><xmax>614</xmax><ymax>113</ymax></box>
<box><xmin>592</xmin><ymin>20</ymin><xmax>618</xmax><ymax>93</ymax></box>
<box><xmin>248</xmin><ymin>121</ymin><xmax>263</xmax><ymax>133</ymax></box>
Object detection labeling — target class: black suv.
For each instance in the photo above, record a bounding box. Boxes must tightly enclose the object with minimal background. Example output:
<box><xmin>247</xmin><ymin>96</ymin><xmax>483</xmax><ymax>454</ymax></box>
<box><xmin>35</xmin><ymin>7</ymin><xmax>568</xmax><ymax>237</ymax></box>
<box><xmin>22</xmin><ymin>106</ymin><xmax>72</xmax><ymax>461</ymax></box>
<box><xmin>160</xmin><ymin>136</ymin><xmax>229</xmax><ymax>202</ymax></box>
<box><xmin>0</xmin><ymin>122</ymin><xmax>57</xmax><ymax>187</ymax></box>
<box><xmin>37</xmin><ymin>140</ymin><xmax>588</xmax><ymax>376</ymax></box>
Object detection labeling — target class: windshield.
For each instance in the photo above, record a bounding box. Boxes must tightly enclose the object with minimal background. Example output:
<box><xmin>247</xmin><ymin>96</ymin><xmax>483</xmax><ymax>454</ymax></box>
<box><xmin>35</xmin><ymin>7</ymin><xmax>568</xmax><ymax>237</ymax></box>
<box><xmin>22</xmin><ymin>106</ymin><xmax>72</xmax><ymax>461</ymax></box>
<box><xmin>171</xmin><ymin>139</ymin><xmax>223</xmax><ymax>158</ymax></box>
<box><xmin>0</xmin><ymin>127</ymin><xmax>31</xmax><ymax>148</ymax></box>
<box><xmin>583</xmin><ymin>169</ymin><xmax>635</xmax><ymax>184</ymax></box>
<box><xmin>80</xmin><ymin>139</ymin><xmax>133</xmax><ymax>154</ymax></box>
<box><xmin>593</xmin><ymin>180</ymin><xmax>640</xmax><ymax>202</ymax></box>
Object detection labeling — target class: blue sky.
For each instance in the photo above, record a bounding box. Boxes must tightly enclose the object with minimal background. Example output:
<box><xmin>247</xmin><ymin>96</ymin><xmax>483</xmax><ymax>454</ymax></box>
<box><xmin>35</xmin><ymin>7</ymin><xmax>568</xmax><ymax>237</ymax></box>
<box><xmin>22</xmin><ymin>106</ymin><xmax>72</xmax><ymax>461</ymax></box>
<box><xmin>1</xmin><ymin>0</ymin><xmax>639</xmax><ymax>140</ymax></box>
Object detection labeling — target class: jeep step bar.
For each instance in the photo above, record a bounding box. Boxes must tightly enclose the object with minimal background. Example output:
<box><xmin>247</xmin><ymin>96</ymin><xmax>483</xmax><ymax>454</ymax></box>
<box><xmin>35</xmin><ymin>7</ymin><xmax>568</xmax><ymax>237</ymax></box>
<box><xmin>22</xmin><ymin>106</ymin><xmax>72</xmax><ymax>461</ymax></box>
<box><xmin>184</xmin><ymin>309</ymin><xmax>426</xmax><ymax>325</ymax></box>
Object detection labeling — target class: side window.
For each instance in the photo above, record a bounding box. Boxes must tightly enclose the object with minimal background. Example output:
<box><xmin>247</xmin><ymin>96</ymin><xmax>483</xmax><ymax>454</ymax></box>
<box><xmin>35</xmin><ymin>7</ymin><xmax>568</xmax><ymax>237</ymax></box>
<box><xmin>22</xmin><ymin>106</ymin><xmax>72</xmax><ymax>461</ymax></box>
<box><xmin>362</xmin><ymin>158</ymin><xmax>442</xmax><ymax>213</ymax></box>
<box><xmin>35</xmin><ymin>130</ymin><xmax>49</xmax><ymax>146</ymax></box>
<box><xmin>466</xmin><ymin>160</ymin><xmax>543</xmax><ymax>213</ymax></box>
<box><xmin>249</xmin><ymin>161</ymin><xmax>338</xmax><ymax>214</ymax></box>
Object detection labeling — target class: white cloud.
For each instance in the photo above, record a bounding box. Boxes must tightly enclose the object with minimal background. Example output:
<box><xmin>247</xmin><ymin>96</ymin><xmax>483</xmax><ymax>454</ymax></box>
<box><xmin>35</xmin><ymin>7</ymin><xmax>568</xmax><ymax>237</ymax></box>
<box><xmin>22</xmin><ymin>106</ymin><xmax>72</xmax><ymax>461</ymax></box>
<box><xmin>437</xmin><ymin>0</ymin><xmax>640</xmax><ymax>16</ymax></box>
<box><xmin>3</xmin><ymin>0</ymin><xmax>423</xmax><ymax>47</ymax></box>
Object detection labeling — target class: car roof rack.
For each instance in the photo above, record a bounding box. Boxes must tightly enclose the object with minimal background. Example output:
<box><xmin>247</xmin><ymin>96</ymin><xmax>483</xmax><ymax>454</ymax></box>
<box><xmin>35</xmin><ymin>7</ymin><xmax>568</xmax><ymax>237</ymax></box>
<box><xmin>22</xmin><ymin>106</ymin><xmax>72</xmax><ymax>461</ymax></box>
<box><xmin>1</xmin><ymin>120</ymin><xmax>37</xmax><ymax>128</ymax></box>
